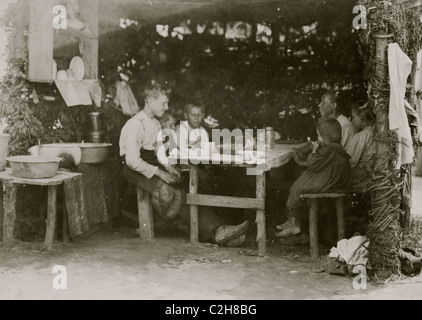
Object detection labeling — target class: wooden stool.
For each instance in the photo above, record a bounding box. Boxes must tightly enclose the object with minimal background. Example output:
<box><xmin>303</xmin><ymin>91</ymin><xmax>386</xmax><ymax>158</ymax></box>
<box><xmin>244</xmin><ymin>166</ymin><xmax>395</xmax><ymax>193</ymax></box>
<box><xmin>0</xmin><ymin>169</ymin><xmax>82</xmax><ymax>250</ymax></box>
<box><xmin>300</xmin><ymin>193</ymin><xmax>347</xmax><ymax>259</ymax></box>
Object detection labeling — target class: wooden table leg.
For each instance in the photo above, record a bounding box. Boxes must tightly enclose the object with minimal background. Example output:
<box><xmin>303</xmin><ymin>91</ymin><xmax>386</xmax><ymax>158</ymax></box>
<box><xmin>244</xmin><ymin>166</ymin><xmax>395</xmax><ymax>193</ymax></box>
<box><xmin>256</xmin><ymin>173</ymin><xmax>266</xmax><ymax>256</ymax></box>
<box><xmin>189</xmin><ymin>165</ymin><xmax>199</xmax><ymax>243</ymax></box>
<box><xmin>0</xmin><ymin>182</ymin><xmax>3</xmax><ymax>241</ymax></box>
<box><xmin>3</xmin><ymin>184</ymin><xmax>17</xmax><ymax>245</ymax></box>
<box><xmin>45</xmin><ymin>185</ymin><xmax>57</xmax><ymax>250</ymax></box>
<box><xmin>62</xmin><ymin>186</ymin><xmax>71</xmax><ymax>243</ymax></box>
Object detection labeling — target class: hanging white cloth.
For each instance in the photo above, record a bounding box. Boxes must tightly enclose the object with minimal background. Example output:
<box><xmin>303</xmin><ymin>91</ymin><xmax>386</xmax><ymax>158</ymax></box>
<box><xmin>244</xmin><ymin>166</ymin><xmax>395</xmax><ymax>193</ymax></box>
<box><xmin>415</xmin><ymin>50</ymin><xmax>422</xmax><ymax>121</ymax></box>
<box><xmin>388</xmin><ymin>43</ymin><xmax>414</xmax><ymax>169</ymax></box>
<box><xmin>114</xmin><ymin>81</ymin><xmax>139</xmax><ymax>117</ymax></box>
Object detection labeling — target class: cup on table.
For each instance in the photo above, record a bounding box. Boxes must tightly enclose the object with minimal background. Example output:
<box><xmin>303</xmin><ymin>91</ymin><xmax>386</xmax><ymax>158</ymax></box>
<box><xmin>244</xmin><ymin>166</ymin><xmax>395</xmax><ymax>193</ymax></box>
<box><xmin>201</xmin><ymin>142</ymin><xmax>216</xmax><ymax>154</ymax></box>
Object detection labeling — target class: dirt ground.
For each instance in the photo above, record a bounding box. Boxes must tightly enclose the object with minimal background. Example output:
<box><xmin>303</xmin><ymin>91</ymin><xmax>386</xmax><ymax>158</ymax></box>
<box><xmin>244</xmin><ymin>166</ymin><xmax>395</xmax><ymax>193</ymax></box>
<box><xmin>1</xmin><ymin>176</ymin><xmax>422</xmax><ymax>300</ymax></box>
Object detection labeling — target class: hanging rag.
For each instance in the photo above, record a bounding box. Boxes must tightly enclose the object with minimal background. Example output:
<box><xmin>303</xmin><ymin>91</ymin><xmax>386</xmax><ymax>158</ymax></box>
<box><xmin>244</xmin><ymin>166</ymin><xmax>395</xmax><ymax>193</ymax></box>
<box><xmin>404</xmin><ymin>99</ymin><xmax>422</xmax><ymax>147</ymax></box>
<box><xmin>63</xmin><ymin>175</ymin><xmax>90</xmax><ymax>237</ymax></box>
<box><xmin>114</xmin><ymin>81</ymin><xmax>139</xmax><ymax>117</ymax></box>
<box><xmin>415</xmin><ymin>50</ymin><xmax>422</xmax><ymax>118</ymax></box>
<box><xmin>388</xmin><ymin>43</ymin><xmax>414</xmax><ymax>169</ymax></box>
<box><xmin>329</xmin><ymin>235</ymin><xmax>370</xmax><ymax>266</ymax></box>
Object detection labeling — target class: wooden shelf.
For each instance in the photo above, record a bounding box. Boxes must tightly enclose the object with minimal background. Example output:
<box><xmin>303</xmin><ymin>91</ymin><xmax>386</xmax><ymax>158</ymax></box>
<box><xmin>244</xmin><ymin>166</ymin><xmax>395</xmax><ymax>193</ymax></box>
<box><xmin>28</xmin><ymin>0</ymin><xmax>99</xmax><ymax>83</ymax></box>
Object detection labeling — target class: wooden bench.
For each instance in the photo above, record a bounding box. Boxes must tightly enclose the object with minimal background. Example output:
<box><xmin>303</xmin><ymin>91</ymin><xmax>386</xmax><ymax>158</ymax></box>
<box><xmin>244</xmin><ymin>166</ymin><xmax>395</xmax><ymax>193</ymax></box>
<box><xmin>136</xmin><ymin>187</ymin><xmax>154</xmax><ymax>241</ymax></box>
<box><xmin>121</xmin><ymin>186</ymin><xmax>154</xmax><ymax>241</ymax></box>
<box><xmin>300</xmin><ymin>193</ymin><xmax>347</xmax><ymax>259</ymax></box>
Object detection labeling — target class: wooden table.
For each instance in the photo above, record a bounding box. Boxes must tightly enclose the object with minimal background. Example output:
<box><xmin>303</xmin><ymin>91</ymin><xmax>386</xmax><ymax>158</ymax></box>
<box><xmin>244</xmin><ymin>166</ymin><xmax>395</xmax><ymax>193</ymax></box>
<box><xmin>170</xmin><ymin>143</ymin><xmax>304</xmax><ymax>256</ymax></box>
<box><xmin>0</xmin><ymin>168</ymin><xmax>82</xmax><ymax>250</ymax></box>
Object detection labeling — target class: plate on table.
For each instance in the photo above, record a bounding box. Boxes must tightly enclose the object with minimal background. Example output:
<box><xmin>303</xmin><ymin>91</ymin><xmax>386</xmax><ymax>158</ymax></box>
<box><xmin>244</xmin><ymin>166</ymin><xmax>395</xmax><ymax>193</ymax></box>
<box><xmin>69</xmin><ymin>56</ymin><xmax>85</xmax><ymax>81</ymax></box>
<box><xmin>236</xmin><ymin>150</ymin><xmax>266</xmax><ymax>159</ymax></box>
<box><xmin>276</xmin><ymin>139</ymin><xmax>308</xmax><ymax>145</ymax></box>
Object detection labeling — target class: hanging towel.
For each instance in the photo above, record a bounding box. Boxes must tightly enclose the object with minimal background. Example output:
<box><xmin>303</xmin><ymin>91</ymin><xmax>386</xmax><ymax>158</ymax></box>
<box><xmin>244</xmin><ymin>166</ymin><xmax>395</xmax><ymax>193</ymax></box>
<box><xmin>55</xmin><ymin>80</ymin><xmax>93</xmax><ymax>107</ymax></box>
<box><xmin>114</xmin><ymin>81</ymin><xmax>139</xmax><ymax>117</ymax></box>
<box><xmin>415</xmin><ymin>50</ymin><xmax>422</xmax><ymax>117</ymax></box>
<box><xmin>388</xmin><ymin>43</ymin><xmax>414</xmax><ymax>169</ymax></box>
<box><xmin>63</xmin><ymin>175</ymin><xmax>90</xmax><ymax>237</ymax></box>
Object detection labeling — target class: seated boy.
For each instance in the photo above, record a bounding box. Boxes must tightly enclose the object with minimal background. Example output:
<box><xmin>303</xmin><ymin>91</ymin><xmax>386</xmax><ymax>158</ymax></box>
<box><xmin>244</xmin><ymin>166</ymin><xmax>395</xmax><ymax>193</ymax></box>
<box><xmin>175</xmin><ymin>103</ymin><xmax>209</xmax><ymax>152</ymax></box>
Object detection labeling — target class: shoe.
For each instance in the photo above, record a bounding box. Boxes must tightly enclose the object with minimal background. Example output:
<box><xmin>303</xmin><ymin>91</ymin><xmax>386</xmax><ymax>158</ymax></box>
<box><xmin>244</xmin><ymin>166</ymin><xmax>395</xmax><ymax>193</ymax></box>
<box><xmin>275</xmin><ymin>218</ymin><xmax>300</xmax><ymax>237</ymax></box>
<box><xmin>279</xmin><ymin>233</ymin><xmax>309</xmax><ymax>246</ymax></box>
<box><xmin>215</xmin><ymin>221</ymin><xmax>249</xmax><ymax>244</ymax></box>
<box><xmin>276</xmin><ymin>217</ymin><xmax>295</xmax><ymax>231</ymax></box>
<box><xmin>225</xmin><ymin>235</ymin><xmax>246</xmax><ymax>247</ymax></box>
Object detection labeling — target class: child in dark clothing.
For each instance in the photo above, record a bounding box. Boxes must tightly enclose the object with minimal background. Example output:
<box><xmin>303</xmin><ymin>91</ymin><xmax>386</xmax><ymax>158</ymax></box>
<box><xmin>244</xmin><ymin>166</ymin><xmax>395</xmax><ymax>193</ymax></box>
<box><xmin>277</xmin><ymin>118</ymin><xmax>352</xmax><ymax>237</ymax></box>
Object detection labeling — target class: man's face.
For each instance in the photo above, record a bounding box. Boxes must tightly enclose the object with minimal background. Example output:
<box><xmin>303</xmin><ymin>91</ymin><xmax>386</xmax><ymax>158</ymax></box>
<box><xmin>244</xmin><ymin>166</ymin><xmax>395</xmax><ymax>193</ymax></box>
<box><xmin>149</xmin><ymin>93</ymin><xmax>169</xmax><ymax>118</ymax></box>
<box><xmin>185</xmin><ymin>107</ymin><xmax>204</xmax><ymax>129</ymax></box>
<box><xmin>318</xmin><ymin>95</ymin><xmax>336</xmax><ymax>118</ymax></box>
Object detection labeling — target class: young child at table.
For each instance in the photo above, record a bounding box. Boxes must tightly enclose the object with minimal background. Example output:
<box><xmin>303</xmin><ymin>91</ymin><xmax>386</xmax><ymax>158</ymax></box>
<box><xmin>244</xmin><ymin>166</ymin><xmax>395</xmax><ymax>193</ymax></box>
<box><xmin>175</xmin><ymin>103</ymin><xmax>209</xmax><ymax>151</ymax></box>
<box><xmin>344</xmin><ymin>104</ymin><xmax>376</xmax><ymax>192</ymax></box>
<box><xmin>174</xmin><ymin>103</ymin><xmax>213</xmax><ymax>191</ymax></box>
<box><xmin>277</xmin><ymin>118</ymin><xmax>352</xmax><ymax>237</ymax></box>
<box><xmin>157</xmin><ymin>111</ymin><xmax>178</xmax><ymax>160</ymax></box>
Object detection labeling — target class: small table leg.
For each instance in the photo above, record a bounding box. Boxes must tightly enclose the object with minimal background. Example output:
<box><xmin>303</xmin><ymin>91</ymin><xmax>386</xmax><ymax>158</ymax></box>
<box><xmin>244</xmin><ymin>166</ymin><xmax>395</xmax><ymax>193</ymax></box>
<box><xmin>45</xmin><ymin>185</ymin><xmax>58</xmax><ymax>250</ymax></box>
<box><xmin>3</xmin><ymin>184</ymin><xmax>17</xmax><ymax>245</ymax></box>
<box><xmin>189</xmin><ymin>165</ymin><xmax>199</xmax><ymax>243</ymax></box>
<box><xmin>0</xmin><ymin>182</ymin><xmax>3</xmax><ymax>241</ymax></box>
<box><xmin>256</xmin><ymin>173</ymin><xmax>266</xmax><ymax>256</ymax></box>
<box><xmin>62</xmin><ymin>188</ymin><xmax>71</xmax><ymax>243</ymax></box>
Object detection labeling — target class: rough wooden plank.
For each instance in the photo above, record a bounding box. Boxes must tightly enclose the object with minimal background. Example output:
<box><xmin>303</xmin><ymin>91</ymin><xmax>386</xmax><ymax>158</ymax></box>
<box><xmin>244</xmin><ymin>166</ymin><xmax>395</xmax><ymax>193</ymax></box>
<box><xmin>169</xmin><ymin>144</ymin><xmax>303</xmax><ymax>172</ymax></box>
<box><xmin>137</xmin><ymin>186</ymin><xmax>154</xmax><ymax>241</ymax></box>
<box><xmin>301</xmin><ymin>193</ymin><xmax>347</xmax><ymax>199</ymax></box>
<box><xmin>121</xmin><ymin>209</ymin><xmax>138</xmax><ymax>221</ymax></box>
<box><xmin>256</xmin><ymin>173</ymin><xmax>266</xmax><ymax>256</ymax></box>
<box><xmin>400</xmin><ymin>0</ymin><xmax>422</xmax><ymax>10</ymax></box>
<box><xmin>189</xmin><ymin>165</ymin><xmax>199</xmax><ymax>243</ymax></box>
<box><xmin>62</xmin><ymin>188</ymin><xmax>70</xmax><ymax>243</ymax></box>
<box><xmin>44</xmin><ymin>185</ymin><xmax>58</xmax><ymax>250</ymax></box>
<box><xmin>28</xmin><ymin>0</ymin><xmax>54</xmax><ymax>82</ymax></box>
<box><xmin>0</xmin><ymin>169</ymin><xmax>82</xmax><ymax>187</ymax></box>
<box><xmin>3</xmin><ymin>186</ymin><xmax>17</xmax><ymax>245</ymax></box>
<box><xmin>79</xmin><ymin>0</ymin><xmax>99</xmax><ymax>80</ymax></box>
<box><xmin>308</xmin><ymin>198</ymin><xmax>319</xmax><ymax>260</ymax></box>
<box><xmin>186</xmin><ymin>194</ymin><xmax>265</xmax><ymax>210</ymax></box>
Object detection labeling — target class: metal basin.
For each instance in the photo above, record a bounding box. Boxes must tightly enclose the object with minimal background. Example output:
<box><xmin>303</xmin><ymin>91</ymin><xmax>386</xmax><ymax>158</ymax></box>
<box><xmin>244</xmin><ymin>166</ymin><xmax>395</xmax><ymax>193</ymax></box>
<box><xmin>80</xmin><ymin>143</ymin><xmax>112</xmax><ymax>164</ymax></box>
<box><xmin>29</xmin><ymin>143</ymin><xmax>82</xmax><ymax>166</ymax></box>
<box><xmin>7</xmin><ymin>156</ymin><xmax>61</xmax><ymax>179</ymax></box>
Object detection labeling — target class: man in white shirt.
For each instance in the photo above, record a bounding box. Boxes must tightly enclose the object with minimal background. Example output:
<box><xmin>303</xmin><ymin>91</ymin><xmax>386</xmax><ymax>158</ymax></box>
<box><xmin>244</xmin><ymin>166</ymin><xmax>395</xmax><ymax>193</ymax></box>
<box><xmin>119</xmin><ymin>81</ymin><xmax>249</xmax><ymax>246</ymax></box>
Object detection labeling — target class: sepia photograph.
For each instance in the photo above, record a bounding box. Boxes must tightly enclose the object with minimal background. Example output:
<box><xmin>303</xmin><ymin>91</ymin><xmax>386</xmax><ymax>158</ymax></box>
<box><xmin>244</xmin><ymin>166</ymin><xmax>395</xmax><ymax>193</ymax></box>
<box><xmin>0</xmin><ymin>0</ymin><xmax>421</xmax><ymax>303</ymax></box>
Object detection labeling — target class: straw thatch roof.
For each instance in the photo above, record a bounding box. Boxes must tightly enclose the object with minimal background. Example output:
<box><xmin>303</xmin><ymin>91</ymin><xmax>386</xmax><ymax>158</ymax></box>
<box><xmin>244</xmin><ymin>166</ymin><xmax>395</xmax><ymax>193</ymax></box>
<box><xmin>98</xmin><ymin>0</ymin><xmax>355</xmax><ymax>33</ymax></box>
